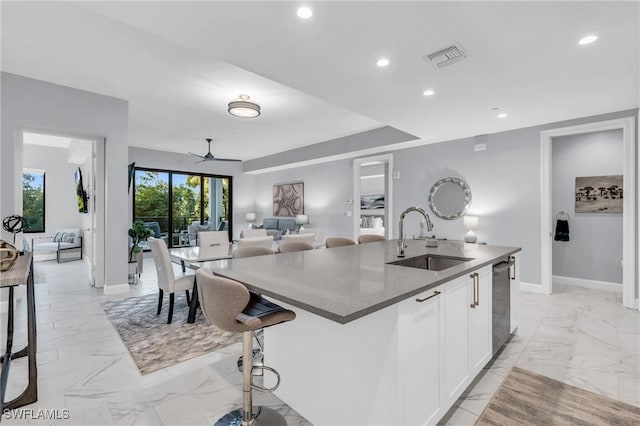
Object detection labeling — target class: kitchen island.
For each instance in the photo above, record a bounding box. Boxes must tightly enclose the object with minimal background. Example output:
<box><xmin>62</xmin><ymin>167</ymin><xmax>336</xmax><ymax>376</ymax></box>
<box><xmin>203</xmin><ymin>239</ymin><xmax>521</xmax><ymax>425</ymax></box>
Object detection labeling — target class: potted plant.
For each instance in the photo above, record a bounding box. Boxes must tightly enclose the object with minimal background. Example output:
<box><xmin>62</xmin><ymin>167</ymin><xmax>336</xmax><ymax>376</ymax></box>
<box><xmin>128</xmin><ymin>220</ymin><xmax>154</xmax><ymax>273</ymax></box>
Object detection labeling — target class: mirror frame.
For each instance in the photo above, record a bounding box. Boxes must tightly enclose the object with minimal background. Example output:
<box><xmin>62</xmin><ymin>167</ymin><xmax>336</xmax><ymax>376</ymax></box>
<box><xmin>428</xmin><ymin>177</ymin><xmax>472</xmax><ymax>220</ymax></box>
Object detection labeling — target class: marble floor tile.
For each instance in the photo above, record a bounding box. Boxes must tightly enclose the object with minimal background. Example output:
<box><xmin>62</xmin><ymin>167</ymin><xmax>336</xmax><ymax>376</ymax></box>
<box><xmin>4</xmin><ymin>260</ymin><xmax>638</xmax><ymax>426</ymax></box>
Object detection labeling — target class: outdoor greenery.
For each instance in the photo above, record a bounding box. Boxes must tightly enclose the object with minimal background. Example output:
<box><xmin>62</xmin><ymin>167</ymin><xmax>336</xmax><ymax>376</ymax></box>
<box><xmin>23</xmin><ymin>172</ymin><xmax>45</xmax><ymax>233</ymax></box>
<box><xmin>134</xmin><ymin>170</ymin><xmax>229</xmax><ymax>233</ymax></box>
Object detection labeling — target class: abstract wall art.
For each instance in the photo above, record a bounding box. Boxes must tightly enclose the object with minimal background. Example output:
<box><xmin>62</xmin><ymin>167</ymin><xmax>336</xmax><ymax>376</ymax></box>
<box><xmin>273</xmin><ymin>182</ymin><xmax>304</xmax><ymax>216</ymax></box>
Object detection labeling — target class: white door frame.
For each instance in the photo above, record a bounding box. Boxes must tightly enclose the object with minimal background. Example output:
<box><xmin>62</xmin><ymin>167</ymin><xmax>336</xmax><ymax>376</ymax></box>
<box><xmin>353</xmin><ymin>154</ymin><xmax>394</xmax><ymax>241</ymax></box>
<box><xmin>540</xmin><ymin>117</ymin><xmax>636</xmax><ymax>308</ymax></box>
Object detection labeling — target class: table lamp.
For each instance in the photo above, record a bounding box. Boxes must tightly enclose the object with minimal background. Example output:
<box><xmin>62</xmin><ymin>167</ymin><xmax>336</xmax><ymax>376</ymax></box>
<box><xmin>295</xmin><ymin>214</ymin><xmax>309</xmax><ymax>232</ymax></box>
<box><xmin>246</xmin><ymin>213</ymin><xmax>256</xmax><ymax>229</ymax></box>
<box><xmin>463</xmin><ymin>215</ymin><xmax>479</xmax><ymax>243</ymax></box>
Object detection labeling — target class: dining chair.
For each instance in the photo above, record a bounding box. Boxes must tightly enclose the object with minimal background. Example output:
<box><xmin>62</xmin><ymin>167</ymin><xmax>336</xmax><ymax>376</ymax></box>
<box><xmin>325</xmin><ymin>237</ymin><xmax>356</xmax><ymax>248</ymax></box>
<box><xmin>278</xmin><ymin>241</ymin><xmax>314</xmax><ymax>253</ymax></box>
<box><xmin>240</xmin><ymin>229</ymin><xmax>268</xmax><ymax>239</ymax></box>
<box><xmin>301</xmin><ymin>228</ymin><xmax>324</xmax><ymax>246</ymax></box>
<box><xmin>282</xmin><ymin>233</ymin><xmax>315</xmax><ymax>246</ymax></box>
<box><xmin>358</xmin><ymin>234</ymin><xmax>386</xmax><ymax>244</ymax></box>
<box><xmin>233</xmin><ymin>246</ymin><xmax>274</xmax><ymax>259</ymax></box>
<box><xmin>237</xmin><ymin>236</ymin><xmax>274</xmax><ymax>250</ymax></box>
<box><xmin>198</xmin><ymin>230</ymin><xmax>229</xmax><ymax>247</ymax></box>
<box><xmin>148</xmin><ymin>237</ymin><xmax>194</xmax><ymax>324</ymax></box>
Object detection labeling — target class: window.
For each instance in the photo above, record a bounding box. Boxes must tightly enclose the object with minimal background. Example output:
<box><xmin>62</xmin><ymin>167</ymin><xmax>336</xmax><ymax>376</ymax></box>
<box><xmin>133</xmin><ymin>167</ymin><xmax>232</xmax><ymax>247</ymax></box>
<box><xmin>23</xmin><ymin>170</ymin><xmax>46</xmax><ymax>233</ymax></box>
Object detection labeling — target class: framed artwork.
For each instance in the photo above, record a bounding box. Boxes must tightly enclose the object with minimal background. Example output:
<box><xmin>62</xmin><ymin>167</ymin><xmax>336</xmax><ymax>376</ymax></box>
<box><xmin>360</xmin><ymin>194</ymin><xmax>385</xmax><ymax>209</ymax></box>
<box><xmin>273</xmin><ymin>182</ymin><xmax>304</xmax><ymax>216</ymax></box>
<box><xmin>575</xmin><ymin>175</ymin><xmax>623</xmax><ymax>213</ymax></box>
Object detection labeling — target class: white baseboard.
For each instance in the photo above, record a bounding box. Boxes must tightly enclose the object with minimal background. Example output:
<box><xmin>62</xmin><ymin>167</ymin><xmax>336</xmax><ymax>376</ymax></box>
<box><xmin>553</xmin><ymin>275</ymin><xmax>622</xmax><ymax>293</ymax></box>
<box><xmin>102</xmin><ymin>282</ymin><xmax>130</xmax><ymax>295</ymax></box>
<box><xmin>520</xmin><ymin>281</ymin><xmax>545</xmax><ymax>294</ymax></box>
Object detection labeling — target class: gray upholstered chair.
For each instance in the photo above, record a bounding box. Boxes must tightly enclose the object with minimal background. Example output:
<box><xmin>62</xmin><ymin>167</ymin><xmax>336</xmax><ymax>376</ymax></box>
<box><xmin>325</xmin><ymin>237</ymin><xmax>356</xmax><ymax>248</ymax></box>
<box><xmin>358</xmin><ymin>234</ymin><xmax>386</xmax><ymax>244</ymax></box>
<box><xmin>278</xmin><ymin>241</ymin><xmax>314</xmax><ymax>253</ymax></box>
<box><xmin>196</xmin><ymin>268</ymin><xmax>296</xmax><ymax>425</ymax></box>
<box><xmin>148</xmin><ymin>237</ymin><xmax>193</xmax><ymax>324</ymax></box>
<box><xmin>233</xmin><ymin>246</ymin><xmax>274</xmax><ymax>259</ymax></box>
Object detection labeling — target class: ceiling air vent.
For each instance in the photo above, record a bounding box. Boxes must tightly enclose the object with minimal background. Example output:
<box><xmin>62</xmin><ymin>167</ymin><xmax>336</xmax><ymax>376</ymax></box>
<box><xmin>424</xmin><ymin>44</ymin><xmax>470</xmax><ymax>68</ymax></box>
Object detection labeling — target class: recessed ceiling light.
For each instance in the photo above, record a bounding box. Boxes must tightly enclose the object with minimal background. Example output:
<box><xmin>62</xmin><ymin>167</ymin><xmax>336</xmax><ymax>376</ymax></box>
<box><xmin>578</xmin><ymin>35</ymin><xmax>598</xmax><ymax>45</ymax></box>
<box><xmin>423</xmin><ymin>89</ymin><xmax>435</xmax><ymax>96</ymax></box>
<box><xmin>376</xmin><ymin>58</ymin><xmax>390</xmax><ymax>67</ymax></box>
<box><xmin>497</xmin><ymin>113</ymin><xmax>508</xmax><ymax>118</ymax></box>
<box><xmin>297</xmin><ymin>7</ymin><xmax>313</xmax><ymax>19</ymax></box>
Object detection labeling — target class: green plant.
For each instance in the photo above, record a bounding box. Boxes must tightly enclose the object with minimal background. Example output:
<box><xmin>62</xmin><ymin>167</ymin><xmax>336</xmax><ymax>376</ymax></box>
<box><xmin>128</xmin><ymin>220</ymin><xmax>154</xmax><ymax>262</ymax></box>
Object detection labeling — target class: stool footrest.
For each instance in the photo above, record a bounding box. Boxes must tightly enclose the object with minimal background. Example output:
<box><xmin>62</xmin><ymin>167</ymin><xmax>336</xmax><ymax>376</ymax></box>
<box><xmin>250</xmin><ymin>365</ymin><xmax>280</xmax><ymax>393</ymax></box>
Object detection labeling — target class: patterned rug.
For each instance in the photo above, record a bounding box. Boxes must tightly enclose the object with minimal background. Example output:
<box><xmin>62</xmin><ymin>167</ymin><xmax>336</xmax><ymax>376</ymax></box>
<box><xmin>103</xmin><ymin>292</ymin><xmax>242</xmax><ymax>374</ymax></box>
<box><xmin>476</xmin><ymin>367</ymin><xmax>640</xmax><ymax>425</ymax></box>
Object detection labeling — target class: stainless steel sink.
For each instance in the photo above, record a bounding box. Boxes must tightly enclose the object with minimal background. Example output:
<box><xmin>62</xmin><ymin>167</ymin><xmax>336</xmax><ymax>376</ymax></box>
<box><xmin>388</xmin><ymin>254</ymin><xmax>474</xmax><ymax>271</ymax></box>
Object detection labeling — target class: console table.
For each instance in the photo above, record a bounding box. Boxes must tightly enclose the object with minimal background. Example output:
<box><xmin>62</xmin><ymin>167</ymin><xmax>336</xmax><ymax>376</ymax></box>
<box><xmin>0</xmin><ymin>253</ymin><xmax>37</xmax><ymax>412</ymax></box>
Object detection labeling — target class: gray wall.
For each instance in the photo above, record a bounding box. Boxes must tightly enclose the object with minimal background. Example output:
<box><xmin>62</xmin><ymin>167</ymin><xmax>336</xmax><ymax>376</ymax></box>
<box><xmin>252</xmin><ymin>160</ymin><xmax>354</xmax><ymax>239</ymax></box>
<box><xmin>1</xmin><ymin>72</ymin><xmax>128</xmax><ymax>289</ymax></box>
<box><xmin>552</xmin><ymin>130</ymin><xmax>623</xmax><ymax>283</ymax></box>
<box><xmin>248</xmin><ymin>109</ymin><xmax>637</xmax><ymax>286</ymax></box>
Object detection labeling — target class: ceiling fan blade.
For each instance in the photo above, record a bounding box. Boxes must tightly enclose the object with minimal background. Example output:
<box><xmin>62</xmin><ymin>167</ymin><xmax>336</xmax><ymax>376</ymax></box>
<box><xmin>194</xmin><ymin>158</ymin><xmax>207</xmax><ymax>164</ymax></box>
<box><xmin>212</xmin><ymin>158</ymin><xmax>242</xmax><ymax>162</ymax></box>
<box><xmin>188</xmin><ymin>151</ymin><xmax>205</xmax><ymax>159</ymax></box>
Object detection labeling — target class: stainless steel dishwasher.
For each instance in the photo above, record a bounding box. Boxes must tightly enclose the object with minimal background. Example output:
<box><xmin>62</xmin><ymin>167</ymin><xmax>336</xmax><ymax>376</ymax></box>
<box><xmin>492</xmin><ymin>257</ymin><xmax>515</xmax><ymax>356</ymax></box>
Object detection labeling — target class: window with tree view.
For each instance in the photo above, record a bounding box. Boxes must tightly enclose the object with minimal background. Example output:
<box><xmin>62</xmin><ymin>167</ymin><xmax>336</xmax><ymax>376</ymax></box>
<box><xmin>23</xmin><ymin>170</ymin><xmax>46</xmax><ymax>233</ymax></box>
<box><xmin>133</xmin><ymin>168</ymin><xmax>231</xmax><ymax>248</ymax></box>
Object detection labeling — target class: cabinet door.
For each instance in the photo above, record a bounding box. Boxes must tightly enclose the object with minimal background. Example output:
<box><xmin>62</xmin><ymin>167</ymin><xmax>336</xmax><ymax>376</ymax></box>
<box><xmin>468</xmin><ymin>266</ymin><xmax>493</xmax><ymax>375</ymax></box>
<box><xmin>400</xmin><ymin>285</ymin><xmax>444</xmax><ymax>425</ymax></box>
<box><xmin>442</xmin><ymin>275</ymin><xmax>471</xmax><ymax>406</ymax></box>
<box><xmin>510</xmin><ymin>253</ymin><xmax>521</xmax><ymax>333</ymax></box>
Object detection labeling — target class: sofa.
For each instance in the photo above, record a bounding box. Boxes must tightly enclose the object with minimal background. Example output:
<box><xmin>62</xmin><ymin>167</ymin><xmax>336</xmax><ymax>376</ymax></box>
<box><xmin>32</xmin><ymin>228</ymin><xmax>83</xmax><ymax>263</ymax></box>
<box><xmin>262</xmin><ymin>218</ymin><xmax>297</xmax><ymax>240</ymax></box>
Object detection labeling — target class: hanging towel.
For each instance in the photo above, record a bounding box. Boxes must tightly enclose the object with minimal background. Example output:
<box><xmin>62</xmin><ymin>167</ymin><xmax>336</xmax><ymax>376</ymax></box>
<box><xmin>554</xmin><ymin>219</ymin><xmax>569</xmax><ymax>241</ymax></box>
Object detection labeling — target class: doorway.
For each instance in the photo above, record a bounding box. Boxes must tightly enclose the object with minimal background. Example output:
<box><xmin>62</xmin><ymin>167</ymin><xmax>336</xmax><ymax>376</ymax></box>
<box><xmin>352</xmin><ymin>154</ymin><xmax>393</xmax><ymax>241</ymax></box>
<box><xmin>21</xmin><ymin>130</ymin><xmax>103</xmax><ymax>287</ymax></box>
<box><xmin>540</xmin><ymin>117</ymin><xmax>636</xmax><ymax>309</ymax></box>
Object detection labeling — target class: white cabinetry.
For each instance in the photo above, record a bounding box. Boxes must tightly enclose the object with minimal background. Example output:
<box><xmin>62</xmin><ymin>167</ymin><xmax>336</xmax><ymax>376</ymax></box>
<box><xmin>442</xmin><ymin>265</ymin><xmax>493</xmax><ymax>410</ymax></box>
<box><xmin>510</xmin><ymin>253</ymin><xmax>521</xmax><ymax>333</ymax></box>
<box><xmin>399</xmin><ymin>285</ymin><xmax>444</xmax><ymax>425</ymax></box>
<box><xmin>468</xmin><ymin>267</ymin><xmax>493</xmax><ymax>375</ymax></box>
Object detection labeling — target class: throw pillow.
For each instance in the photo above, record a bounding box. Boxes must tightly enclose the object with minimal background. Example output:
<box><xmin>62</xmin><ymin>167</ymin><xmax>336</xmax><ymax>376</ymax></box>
<box><xmin>62</xmin><ymin>232</ymin><xmax>76</xmax><ymax>243</ymax></box>
<box><xmin>53</xmin><ymin>232</ymin><xmax>64</xmax><ymax>242</ymax></box>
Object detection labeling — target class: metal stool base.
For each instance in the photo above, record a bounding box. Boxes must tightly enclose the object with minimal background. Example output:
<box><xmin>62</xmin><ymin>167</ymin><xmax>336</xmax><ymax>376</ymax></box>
<box><xmin>214</xmin><ymin>407</ymin><xmax>286</xmax><ymax>426</ymax></box>
<box><xmin>237</xmin><ymin>349</ymin><xmax>263</xmax><ymax>376</ymax></box>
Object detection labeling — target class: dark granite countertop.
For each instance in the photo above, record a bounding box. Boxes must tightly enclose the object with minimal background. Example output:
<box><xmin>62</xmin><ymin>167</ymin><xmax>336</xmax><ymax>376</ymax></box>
<box><xmin>202</xmin><ymin>240</ymin><xmax>520</xmax><ymax>324</ymax></box>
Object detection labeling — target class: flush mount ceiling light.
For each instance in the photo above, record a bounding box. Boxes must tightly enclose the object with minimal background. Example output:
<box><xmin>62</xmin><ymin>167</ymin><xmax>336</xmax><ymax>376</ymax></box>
<box><xmin>227</xmin><ymin>94</ymin><xmax>261</xmax><ymax>118</ymax></box>
<box><xmin>423</xmin><ymin>89</ymin><xmax>435</xmax><ymax>96</ymax></box>
<box><xmin>297</xmin><ymin>7</ymin><xmax>313</xmax><ymax>19</ymax></box>
<box><xmin>578</xmin><ymin>34</ymin><xmax>598</xmax><ymax>45</ymax></box>
<box><xmin>376</xmin><ymin>58</ymin><xmax>390</xmax><ymax>67</ymax></box>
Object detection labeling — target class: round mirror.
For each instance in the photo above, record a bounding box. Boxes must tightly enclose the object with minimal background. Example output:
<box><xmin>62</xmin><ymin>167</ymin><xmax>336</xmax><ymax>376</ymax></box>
<box><xmin>428</xmin><ymin>177</ymin><xmax>472</xmax><ymax>220</ymax></box>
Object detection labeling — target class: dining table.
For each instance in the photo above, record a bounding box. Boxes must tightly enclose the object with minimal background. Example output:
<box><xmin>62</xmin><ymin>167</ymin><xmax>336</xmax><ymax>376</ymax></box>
<box><xmin>168</xmin><ymin>243</ymin><xmax>234</xmax><ymax>323</ymax></box>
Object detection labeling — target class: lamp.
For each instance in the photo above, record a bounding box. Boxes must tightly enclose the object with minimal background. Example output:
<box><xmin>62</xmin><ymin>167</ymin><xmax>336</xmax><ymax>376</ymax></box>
<box><xmin>463</xmin><ymin>215</ymin><xmax>479</xmax><ymax>243</ymax></box>
<box><xmin>246</xmin><ymin>213</ymin><xmax>256</xmax><ymax>229</ymax></box>
<box><xmin>295</xmin><ymin>214</ymin><xmax>309</xmax><ymax>232</ymax></box>
<box><xmin>228</xmin><ymin>94</ymin><xmax>261</xmax><ymax>118</ymax></box>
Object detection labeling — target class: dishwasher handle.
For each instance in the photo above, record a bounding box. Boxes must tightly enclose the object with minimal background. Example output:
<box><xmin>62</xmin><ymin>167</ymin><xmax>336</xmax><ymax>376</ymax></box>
<box><xmin>493</xmin><ymin>258</ymin><xmax>515</xmax><ymax>273</ymax></box>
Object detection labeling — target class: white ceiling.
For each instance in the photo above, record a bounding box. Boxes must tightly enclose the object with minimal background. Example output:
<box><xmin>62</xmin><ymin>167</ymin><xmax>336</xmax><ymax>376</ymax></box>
<box><xmin>2</xmin><ymin>1</ymin><xmax>638</xmax><ymax>162</ymax></box>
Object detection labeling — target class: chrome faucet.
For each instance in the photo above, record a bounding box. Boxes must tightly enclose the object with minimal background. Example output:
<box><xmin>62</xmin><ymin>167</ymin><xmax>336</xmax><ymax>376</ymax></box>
<box><xmin>398</xmin><ymin>207</ymin><xmax>433</xmax><ymax>257</ymax></box>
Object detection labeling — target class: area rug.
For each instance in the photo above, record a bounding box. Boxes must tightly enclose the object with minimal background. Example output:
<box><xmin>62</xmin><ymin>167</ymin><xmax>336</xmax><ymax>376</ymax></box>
<box><xmin>103</xmin><ymin>292</ymin><xmax>241</xmax><ymax>374</ymax></box>
<box><xmin>476</xmin><ymin>367</ymin><xmax>640</xmax><ymax>425</ymax></box>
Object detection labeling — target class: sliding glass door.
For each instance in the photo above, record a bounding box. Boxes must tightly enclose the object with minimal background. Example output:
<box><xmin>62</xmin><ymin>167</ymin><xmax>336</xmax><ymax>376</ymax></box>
<box><xmin>133</xmin><ymin>168</ymin><xmax>232</xmax><ymax>248</ymax></box>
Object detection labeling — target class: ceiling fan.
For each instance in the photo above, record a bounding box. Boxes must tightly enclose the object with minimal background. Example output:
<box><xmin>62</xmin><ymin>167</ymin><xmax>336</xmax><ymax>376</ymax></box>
<box><xmin>188</xmin><ymin>138</ymin><xmax>242</xmax><ymax>163</ymax></box>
